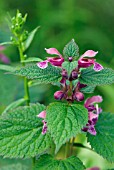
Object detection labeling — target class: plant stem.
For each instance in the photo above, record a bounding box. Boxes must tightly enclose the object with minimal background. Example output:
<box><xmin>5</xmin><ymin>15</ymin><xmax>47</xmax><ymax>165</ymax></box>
<box><xmin>65</xmin><ymin>142</ymin><xmax>70</xmax><ymax>158</ymax></box>
<box><xmin>18</xmin><ymin>45</ymin><xmax>30</xmax><ymax>106</ymax></box>
<box><xmin>18</xmin><ymin>44</ymin><xmax>35</xmax><ymax>168</ymax></box>
<box><xmin>70</xmin><ymin>137</ymin><xmax>75</xmax><ymax>156</ymax></box>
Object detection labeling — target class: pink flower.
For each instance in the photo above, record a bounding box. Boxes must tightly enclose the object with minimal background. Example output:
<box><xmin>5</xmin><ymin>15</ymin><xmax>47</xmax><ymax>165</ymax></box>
<box><xmin>54</xmin><ymin>90</ymin><xmax>64</xmax><ymax>100</ymax></box>
<box><xmin>37</xmin><ymin>110</ymin><xmax>47</xmax><ymax>135</ymax></box>
<box><xmin>37</xmin><ymin>48</ymin><xmax>64</xmax><ymax>69</ymax></box>
<box><xmin>78</xmin><ymin>50</ymin><xmax>103</xmax><ymax>71</ymax></box>
<box><xmin>0</xmin><ymin>45</ymin><xmax>10</xmax><ymax>64</ymax></box>
<box><xmin>82</xmin><ymin>95</ymin><xmax>103</xmax><ymax>135</ymax></box>
<box><xmin>37</xmin><ymin>110</ymin><xmax>46</xmax><ymax>119</ymax></box>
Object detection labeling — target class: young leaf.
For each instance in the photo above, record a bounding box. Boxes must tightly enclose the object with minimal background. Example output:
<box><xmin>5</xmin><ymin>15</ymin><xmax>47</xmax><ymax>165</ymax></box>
<box><xmin>15</xmin><ymin>64</ymin><xmax>62</xmax><ymax>84</ymax></box>
<box><xmin>79</xmin><ymin>68</ymin><xmax>114</xmax><ymax>86</ymax></box>
<box><xmin>21</xmin><ymin>57</ymin><xmax>43</xmax><ymax>63</ymax></box>
<box><xmin>87</xmin><ymin>112</ymin><xmax>114</xmax><ymax>162</ymax></box>
<box><xmin>0</xmin><ymin>103</ymin><xmax>52</xmax><ymax>158</ymax></box>
<box><xmin>2</xmin><ymin>98</ymin><xmax>26</xmax><ymax>114</ymax></box>
<box><xmin>24</xmin><ymin>26</ymin><xmax>40</xmax><ymax>51</ymax></box>
<box><xmin>62</xmin><ymin>61</ymin><xmax>78</xmax><ymax>76</ymax></box>
<box><xmin>34</xmin><ymin>154</ymin><xmax>85</xmax><ymax>170</ymax></box>
<box><xmin>63</xmin><ymin>39</ymin><xmax>79</xmax><ymax>60</ymax></box>
<box><xmin>0</xmin><ymin>64</ymin><xmax>15</xmax><ymax>72</ymax></box>
<box><xmin>46</xmin><ymin>102</ymin><xmax>88</xmax><ymax>153</ymax></box>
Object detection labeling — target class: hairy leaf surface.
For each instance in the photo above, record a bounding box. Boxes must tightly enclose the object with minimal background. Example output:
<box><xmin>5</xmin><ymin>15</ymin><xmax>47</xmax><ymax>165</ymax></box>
<box><xmin>63</xmin><ymin>39</ymin><xmax>79</xmax><ymax>60</ymax></box>
<box><xmin>15</xmin><ymin>64</ymin><xmax>62</xmax><ymax>84</ymax></box>
<box><xmin>0</xmin><ymin>103</ymin><xmax>52</xmax><ymax>158</ymax></box>
<box><xmin>87</xmin><ymin>112</ymin><xmax>114</xmax><ymax>162</ymax></box>
<box><xmin>46</xmin><ymin>102</ymin><xmax>88</xmax><ymax>153</ymax></box>
<box><xmin>62</xmin><ymin>61</ymin><xmax>78</xmax><ymax>76</ymax></box>
<box><xmin>79</xmin><ymin>68</ymin><xmax>114</xmax><ymax>85</ymax></box>
<box><xmin>34</xmin><ymin>154</ymin><xmax>85</xmax><ymax>170</ymax></box>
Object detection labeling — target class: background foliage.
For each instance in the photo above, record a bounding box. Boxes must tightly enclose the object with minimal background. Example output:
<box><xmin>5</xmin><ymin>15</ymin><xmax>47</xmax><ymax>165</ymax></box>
<box><xmin>0</xmin><ymin>0</ymin><xmax>114</xmax><ymax>169</ymax></box>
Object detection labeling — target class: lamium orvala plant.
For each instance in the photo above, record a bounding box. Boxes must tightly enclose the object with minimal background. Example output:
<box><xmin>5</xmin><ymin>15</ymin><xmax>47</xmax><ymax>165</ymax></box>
<box><xmin>0</xmin><ymin>11</ymin><xmax>114</xmax><ymax>170</ymax></box>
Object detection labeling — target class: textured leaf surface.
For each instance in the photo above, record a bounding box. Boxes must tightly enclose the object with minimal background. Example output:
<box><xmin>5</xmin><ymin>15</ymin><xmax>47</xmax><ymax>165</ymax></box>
<box><xmin>15</xmin><ymin>64</ymin><xmax>62</xmax><ymax>84</ymax></box>
<box><xmin>0</xmin><ymin>163</ymin><xmax>28</xmax><ymax>170</ymax></box>
<box><xmin>63</xmin><ymin>39</ymin><xmax>79</xmax><ymax>60</ymax></box>
<box><xmin>0</xmin><ymin>103</ymin><xmax>52</xmax><ymax>158</ymax></box>
<box><xmin>79</xmin><ymin>68</ymin><xmax>114</xmax><ymax>86</ymax></box>
<box><xmin>46</xmin><ymin>102</ymin><xmax>88</xmax><ymax>153</ymax></box>
<box><xmin>34</xmin><ymin>154</ymin><xmax>85</xmax><ymax>170</ymax></box>
<box><xmin>80</xmin><ymin>85</ymin><xmax>95</xmax><ymax>93</ymax></box>
<box><xmin>62</xmin><ymin>61</ymin><xmax>78</xmax><ymax>76</ymax></box>
<box><xmin>87</xmin><ymin>112</ymin><xmax>114</xmax><ymax>162</ymax></box>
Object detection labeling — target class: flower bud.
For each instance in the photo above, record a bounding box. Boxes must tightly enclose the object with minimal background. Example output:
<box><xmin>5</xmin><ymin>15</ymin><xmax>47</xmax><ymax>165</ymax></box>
<box><xmin>54</xmin><ymin>90</ymin><xmax>64</xmax><ymax>100</ymax></box>
<box><xmin>61</xmin><ymin>69</ymin><xmax>68</xmax><ymax>79</ymax></box>
<box><xmin>73</xmin><ymin>92</ymin><xmax>84</xmax><ymax>101</ymax></box>
<box><xmin>68</xmin><ymin>57</ymin><xmax>73</xmax><ymax>62</ymax></box>
<box><xmin>69</xmin><ymin>70</ymin><xmax>78</xmax><ymax>81</ymax></box>
<box><xmin>71</xmin><ymin>70</ymin><xmax>78</xmax><ymax>80</ymax></box>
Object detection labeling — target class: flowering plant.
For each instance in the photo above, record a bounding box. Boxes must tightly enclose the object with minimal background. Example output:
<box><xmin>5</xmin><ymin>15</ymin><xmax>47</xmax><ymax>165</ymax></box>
<box><xmin>0</xmin><ymin>11</ymin><xmax>114</xmax><ymax>170</ymax></box>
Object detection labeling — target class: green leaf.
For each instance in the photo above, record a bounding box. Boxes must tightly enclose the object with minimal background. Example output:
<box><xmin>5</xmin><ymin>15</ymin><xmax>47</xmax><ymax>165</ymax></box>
<box><xmin>0</xmin><ymin>64</ymin><xmax>15</xmax><ymax>72</ymax></box>
<box><xmin>46</xmin><ymin>102</ymin><xmax>88</xmax><ymax>153</ymax></box>
<box><xmin>24</xmin><ymin>26</ymin><xmax>40</xmax><ymax>51</ymax></box>
<box><xmin>34</xmin><ymin>154</ymin><xmax>85</xmax><ymax>170</ymax></box>
<box><xmin>62</xmin><ymin>61</ymin><xmax>78</xmax><ymax>76</ymax></box>
<box><xmin>0</xmin><ymin>163</ymin><xmax>29</xmax><ymax>170</ymax></box>
<box><xmin>0</xmin><ymin>103</ymin><xmax>52</xmax><ymax>158</ymax></box>
<box><xmin>0</xmin><ymin>70</ymin><xmax>22</xmax><ymax>107</ymax></box>
<box><xmin>87</xmin><ymin>112</ymin><xmax>114</xmax><ymax>162</ymax></box>
<box><xmin>79</xmin><ymin>68</ymin><xmax>114</xmax><ymax>86</ymax></box>
<box><xmin>15</xmin><ymin>64</ymin><xmax>62</xmax><ymax>84</ymax></box>
<box><xmin>21</xmin><ymin>57</ymin><xmax>43</xmax><ymax>63</ymax></box>
<box><xmin>63</xmin><ymin>39</ymin><xmax>79</xmax><ymax>60</ymax></box>
<box><xmin>80</xmin><ymin>85</ymin><xmax>96</xmax><ymax>93</ymax></box>
<box><xmin>2</xmin><ymin>98</ymin><xmax>26</xmax><ymax>114</ymax></box>
<box><xmin>0</xmin><ymin>42</ymin><xmax>12</xmax><ymax>46</ymax></box>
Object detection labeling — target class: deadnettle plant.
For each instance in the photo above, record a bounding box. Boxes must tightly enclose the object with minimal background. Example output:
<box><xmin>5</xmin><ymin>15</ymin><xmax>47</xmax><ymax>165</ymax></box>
<box><xmin>0</xmin><ymin>11</ymin><xmax>114</xmax><ymax>170</ymax></box>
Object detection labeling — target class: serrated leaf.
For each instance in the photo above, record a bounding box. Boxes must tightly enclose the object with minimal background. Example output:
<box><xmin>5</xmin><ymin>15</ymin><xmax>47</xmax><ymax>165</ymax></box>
<box><xmin>0</xmin><ymin>163</ymin><xmax>29</xmax><ymax>170</ymax></box>
<box><xmin>80</xmin><ymin>85</ymin><xmax>96</xmax><ymax>93</ymax></box>
<box><xmin>46</xmin><ymin>102</ymin><xmax>88</xmax><ymax>153</ymax></box>
<box><xmin>0</xmin><ymin>103</ymin><xmax>52</xmax><ymax>158</ymax></box>
<box><xmin>2</xmin><ymin>98</ymin><xmax>26</xmax><ymax>114</ymax></box>
<box><xmin>24</xmin><ymin>26</ymin><xmax>40</xmax><ymax>51</ymax></box>
<box><xmin>15</xmin><ymin>64</ymin><xmax>62</xmax><ymax>84</ymax></box>
<box><xmin>0</xmin><ymin>64</ymin><xmax>15</xmax><ymax>72</ymax></box>
<box><xmin>62</xmin><ymin>61</ymin><xmax>78</xmax><ymax>76</ymax></box>
<box><xmin>21</xmin><ymin>57</ymin><xmax>43</xmax><ymax>63</ymax></box>
<box><xmin>79</xmin><ymin>68</ymin><xmax>114</xmax><ymax>86</ymax></box>
<box><xmin>63</xmin><ymin>39</ymin><xmax>79</xmax><ymax>60</ymax></box>
<box><xmin>87</xmin><ymin>112</ymin><xmax>114</xmax><ymax>162</ymax></box>
<box><xmin>34</xmin><ymin>154</ymin><xmax>85</xmax><ymax>170</ymax></box>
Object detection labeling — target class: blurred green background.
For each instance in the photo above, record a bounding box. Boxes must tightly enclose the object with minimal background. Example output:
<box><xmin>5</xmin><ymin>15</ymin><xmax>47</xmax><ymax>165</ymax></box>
<box><xmin>0</xmin><ymin>0</ymin><xmax>114</xmax><ymax>169</ymax></box>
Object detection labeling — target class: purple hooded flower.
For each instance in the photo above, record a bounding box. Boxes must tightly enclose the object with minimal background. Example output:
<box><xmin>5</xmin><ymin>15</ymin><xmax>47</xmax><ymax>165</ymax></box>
<box><xmin>78</xmin><ymin>50</ymin><xmax>103</xmax><ymax>71</ymax></box>
<box><xmin>82</xmin><ymin>95</ymin><xmax>103</xmax><ymax>135</ymax></box>
<box><xmin>37</xmin><ymin>110</ymin><xmax>47</xmax><ymax>135</ymax></box>
<box><xmin>0</xmin><ymin>46</ymin><xmax>10</xmax><ymax>64</ymax></box>
<box><xmin>37</xmin><ymin>48</ymin><xmax>64</xmax><ymax>69</ymax></box>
